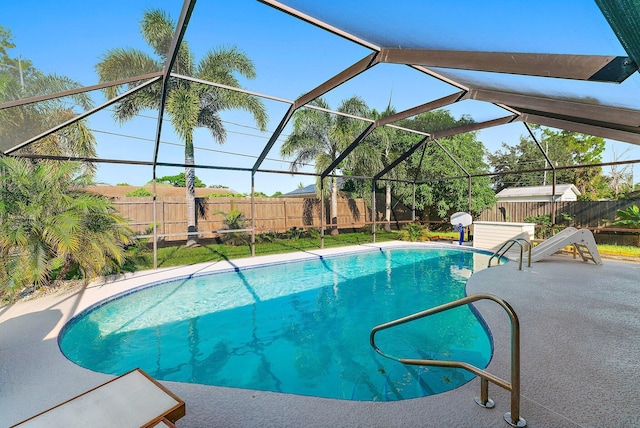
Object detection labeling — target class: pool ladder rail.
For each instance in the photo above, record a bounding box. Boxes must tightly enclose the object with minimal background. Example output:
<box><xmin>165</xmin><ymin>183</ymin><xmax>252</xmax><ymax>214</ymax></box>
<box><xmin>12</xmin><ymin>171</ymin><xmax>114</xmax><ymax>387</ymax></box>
<box><xmin>370</xmin><ymin>293</ymin><xmax>526</xmax><ymax>428</ymax></box>
<box><xmin>488</xmin><ymin>238</ymin><xmax>532</xmax><ymax>271</ymax></box>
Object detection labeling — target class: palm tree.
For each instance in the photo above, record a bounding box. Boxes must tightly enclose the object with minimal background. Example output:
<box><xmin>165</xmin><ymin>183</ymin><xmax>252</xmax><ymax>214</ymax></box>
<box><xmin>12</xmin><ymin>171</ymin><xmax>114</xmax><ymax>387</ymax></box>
<box><xmin>0</xmin><ymin>157</ymin><xmax>133</xmax><ymax>300</ymax></box>
<box><xmin>280</xmin><ymin>96</ymin><xmax>369</xmax><ymax>235</ymax></box>
<box><xmin>364</xmin><ymin>103</ymin><xmax>402</xmax><ymax>231</ymax></box>
<box><xmin>96</xmin><ymin>9</ymin><xmax>267</xmax><ymax>247</ymax></box>
<box><xmin>0</xmin><ymin>66</ymin><xmax>96</xmax><ymax>175</ymax></box>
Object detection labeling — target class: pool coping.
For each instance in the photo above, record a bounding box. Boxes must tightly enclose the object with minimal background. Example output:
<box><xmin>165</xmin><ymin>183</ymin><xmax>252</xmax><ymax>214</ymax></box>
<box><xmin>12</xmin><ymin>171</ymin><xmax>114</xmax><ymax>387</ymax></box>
<box><xmin>1</xmin><ymin>241</ymin><xmax>639</xmax><ymax>427</ymax></box>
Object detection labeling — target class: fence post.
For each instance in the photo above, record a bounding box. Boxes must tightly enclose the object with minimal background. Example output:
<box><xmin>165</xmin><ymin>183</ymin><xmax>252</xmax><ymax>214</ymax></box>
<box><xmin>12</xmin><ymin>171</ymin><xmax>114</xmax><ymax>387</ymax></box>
<box><xmin>283</xmin><ymin>200</ymin><xmax>287</xmax><ymax>229</ymax></box>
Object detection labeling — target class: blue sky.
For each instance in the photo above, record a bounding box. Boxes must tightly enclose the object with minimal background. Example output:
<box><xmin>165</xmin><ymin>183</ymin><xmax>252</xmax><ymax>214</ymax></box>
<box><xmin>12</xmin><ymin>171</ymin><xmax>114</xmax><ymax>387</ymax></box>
<box><xmin>2</xmin><ymin>0</ymin><xmax>639</xmax><ymax>194</ymax></box>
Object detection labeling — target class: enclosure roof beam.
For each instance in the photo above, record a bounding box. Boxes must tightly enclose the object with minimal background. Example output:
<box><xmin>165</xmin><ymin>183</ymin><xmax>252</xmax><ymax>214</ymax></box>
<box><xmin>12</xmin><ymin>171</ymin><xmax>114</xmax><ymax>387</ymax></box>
<box><xmin>523</xmin><ymin>122</ymin><xmax>556</xmax><ymax>171</ymax></box>
<box><xmin>251</xmin><ymin>52</ymin><xmax>380</xmax><ymax>173</ymax></box>
<box><xmin>320</xmin><ymin>91</ymin><xmax>467</xmax><ymax>179</ymax></box>
<box><xmin>4</xmin><ymin>77</ymin><xmax>162</xmax><ymax>155</ymax></box>
<box><xmin>375</xmin><ymin>90</ymin><xmax>468</xmax><ymax>126</ymax></box>
<box><xmin>379</xmin><ymin>48</ymin><xmax>637</xmax><ymax>82</ymax></box>
<box><xmin>0</xmin><ymin>72</ymin><xmax>163</xmax><ymax>111</ymax></box>
<box><xmin>519</xmin><ymin>113</ymin><xmax>640</xmax><ymax>145</ymax></box>
<box><xmin>431</xmin><ymin>115</ymin><xmax>518</xmax><ymax>140</ymax></box>
<box><xmin>320</xmin><ymin>123</ymin><xmax>376</xmax><ymax>179</ymax></box>
<box><xmin>432</xmin><ymin>138</ymin><xmax>470</xmax><ymax>177</ymax></box>
<box><xmin>373</xmin><ymin>136</ymin><xmax>430</xmax><ymax>181</ymax></box>
<box><xmin>469</xmin><ymin>88</ymin><xmax>640</xmax><ymax>127</ymax></box>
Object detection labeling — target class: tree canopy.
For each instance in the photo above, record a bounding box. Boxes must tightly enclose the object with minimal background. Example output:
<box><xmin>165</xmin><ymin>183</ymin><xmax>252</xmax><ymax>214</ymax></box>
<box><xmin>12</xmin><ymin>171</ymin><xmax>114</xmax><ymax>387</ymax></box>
<box><xmin>488</xmin><ymin>127</ymin><xmax>606</xmax><ymax>200</ymax></box>
<box><xmin>96</xmin><ymin>9</ymin><xmax>267</xmax><ymax>246</ymax></box>
<box><xmin>153</xmin><ymin>172</ymin><xmax>206</xmax><ymax>188</ymax></box>
<box><xmin>393</xmin><ymin>110</ymin><xmax>496</xmax><ymax>219</ymax></box>
<box><xmin>0</xmin><ymin>25</ymin><xmax>97</xmax><ymax>175</ymax></box>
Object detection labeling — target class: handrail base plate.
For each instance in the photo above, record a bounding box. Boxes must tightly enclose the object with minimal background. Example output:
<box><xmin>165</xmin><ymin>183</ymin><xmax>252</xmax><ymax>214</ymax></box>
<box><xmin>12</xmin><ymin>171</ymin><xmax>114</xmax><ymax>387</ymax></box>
<box><xmin>505</xmin><ymin>412</ymin><xmax>527</xmax><ymax>427</ymax></box>
<box><xmin>474</xmin><ymin>396</ymin><xmax>495</xmax><ymax>408</ymax></box>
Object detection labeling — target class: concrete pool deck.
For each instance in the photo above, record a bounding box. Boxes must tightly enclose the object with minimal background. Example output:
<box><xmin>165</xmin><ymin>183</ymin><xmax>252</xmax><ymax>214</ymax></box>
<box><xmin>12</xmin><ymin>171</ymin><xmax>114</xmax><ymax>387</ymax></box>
<box><xmin>1</xmin><ymin>241</ymin><xmax>639</xmax><ymax>427</ymax></box>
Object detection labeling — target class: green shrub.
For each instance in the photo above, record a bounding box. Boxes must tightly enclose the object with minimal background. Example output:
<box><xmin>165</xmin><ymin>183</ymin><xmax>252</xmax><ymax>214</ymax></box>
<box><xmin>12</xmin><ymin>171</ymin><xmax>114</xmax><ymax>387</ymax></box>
<box><xmin>217</xmin><ymin>209</ymin><xmax>249</xmax><ymax>245</ymax></box>
<box><xmin>613</xmin><ymin>205</ymin><xmax>640</xmax><ymax>229</ymax></box>
<box><xmin>307</xmin><ymin>228</ymin><xmax>321</xmax><ymax>239</ymax></box>
<box><xmin>524</xmin><ymin>213</ymin><xmax>571</xmax><ymax>239</ymax></box>
<box><xmin>207</xmin><ymin>192</ymin><xmax>243</xmax><ymax>198</ymax></box>
<box><xmin>400</xmin><ymin>223</ymin><xmax>430</xmax><ymax>242</ymax></box>
<box><xmin>125</xmin><ymin>187</ymin><xmax>153</xmax><ymax>197</ymax></box>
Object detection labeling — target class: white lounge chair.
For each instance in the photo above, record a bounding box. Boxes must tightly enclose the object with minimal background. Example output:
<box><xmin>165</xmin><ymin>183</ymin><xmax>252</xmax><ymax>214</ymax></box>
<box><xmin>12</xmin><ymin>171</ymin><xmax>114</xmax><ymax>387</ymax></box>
<box><xmin>11</xmin><ymin>368</ymin><xmax>185</xmax><ymax>428</ymax></box>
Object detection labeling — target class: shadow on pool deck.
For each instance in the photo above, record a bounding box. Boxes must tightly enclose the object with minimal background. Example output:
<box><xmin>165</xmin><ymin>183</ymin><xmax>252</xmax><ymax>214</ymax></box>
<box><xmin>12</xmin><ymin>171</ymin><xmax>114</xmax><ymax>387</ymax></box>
<box><xmin>1</xmin><ymin>242</ymin><xmax>639</xmax><ymax>427</ymax></box>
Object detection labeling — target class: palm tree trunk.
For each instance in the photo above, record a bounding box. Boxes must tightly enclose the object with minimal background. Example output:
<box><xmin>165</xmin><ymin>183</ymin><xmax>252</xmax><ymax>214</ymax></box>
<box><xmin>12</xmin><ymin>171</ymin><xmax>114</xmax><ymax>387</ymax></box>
<box><xmin>384</xmin><ymin>182</ymin><xmax>392</xmax><ymax>232</ymax></box>
<box><xmin>185</xmin><ymin>140</ymin><xmax>198</xmax><ymax>247</ymax></box>
<box><xmin>330</xmin><ymin>177</ymin><xmax>339</xmax><ymax>236</ymax></box>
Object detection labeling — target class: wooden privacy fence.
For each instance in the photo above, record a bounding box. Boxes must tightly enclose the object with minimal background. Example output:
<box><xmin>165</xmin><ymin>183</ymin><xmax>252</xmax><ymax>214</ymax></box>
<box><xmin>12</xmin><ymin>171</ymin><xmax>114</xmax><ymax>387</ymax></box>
<box><xmin>114</xmin><ymin>196</ymin><xmax>411</xmax><ymax>241</ymax></box>
<box><xmin>477</xmin><ymin>200</ymin><xmax>640</xmax><ymax>228</ymax></box>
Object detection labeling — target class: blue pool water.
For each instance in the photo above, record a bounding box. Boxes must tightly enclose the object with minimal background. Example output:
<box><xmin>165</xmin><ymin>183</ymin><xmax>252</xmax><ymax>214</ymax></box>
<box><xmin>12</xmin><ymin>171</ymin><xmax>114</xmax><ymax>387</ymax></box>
<box><xmin>59</xmin><ymin>247</ymin><xmax>493</xmax><ymax>401</ymax></box>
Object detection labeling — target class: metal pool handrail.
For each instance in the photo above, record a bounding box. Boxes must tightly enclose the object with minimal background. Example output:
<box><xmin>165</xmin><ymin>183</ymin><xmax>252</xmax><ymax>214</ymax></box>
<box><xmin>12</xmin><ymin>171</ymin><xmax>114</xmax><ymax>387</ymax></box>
<box><xmin>369</xmin><ymin>293</ymin><xmax>526</xmax><ymax>428</ymax></box>
<box><xmin>488</xmin><ymin>238</ymin><xmax>532</xmax><ymax>270</ymax></box>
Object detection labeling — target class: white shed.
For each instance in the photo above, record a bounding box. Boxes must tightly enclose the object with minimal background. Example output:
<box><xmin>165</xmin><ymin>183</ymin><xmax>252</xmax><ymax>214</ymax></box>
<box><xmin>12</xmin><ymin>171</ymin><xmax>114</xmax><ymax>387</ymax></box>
<box><xmin>495</xmin><ymin>184</ymin><xmax>580</xmax><ymax>202</ymax></box>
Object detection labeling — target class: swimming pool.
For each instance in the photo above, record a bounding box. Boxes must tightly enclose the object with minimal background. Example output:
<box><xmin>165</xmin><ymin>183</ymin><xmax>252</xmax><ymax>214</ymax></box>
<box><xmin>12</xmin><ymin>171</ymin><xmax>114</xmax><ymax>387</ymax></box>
<box><xmin>59</xmin><ymin>247</ymin><xmax>493</xmax><ymax>401</ymax></box>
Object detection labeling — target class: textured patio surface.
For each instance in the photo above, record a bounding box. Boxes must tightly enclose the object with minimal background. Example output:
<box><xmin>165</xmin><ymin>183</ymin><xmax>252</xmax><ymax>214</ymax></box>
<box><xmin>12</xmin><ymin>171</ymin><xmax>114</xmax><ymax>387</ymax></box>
<box><xmin>1</xmin><ymin>242</ymin><xmax>638</xmax><ymax>427</ymax></box>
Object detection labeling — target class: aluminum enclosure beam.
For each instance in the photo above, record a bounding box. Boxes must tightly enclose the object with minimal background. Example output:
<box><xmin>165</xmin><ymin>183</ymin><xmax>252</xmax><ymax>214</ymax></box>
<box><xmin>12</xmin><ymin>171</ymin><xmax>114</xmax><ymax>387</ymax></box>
<box><xmin>320</xmin><ymin>91</ymin><xmax>467</xmax><ymax>179</ymax></box>
<box><xmin>252</xmin><ymin>52</ymin><xmax>380</xmax><ymax>173</ymax></box>
<box><xmin>151</xmin><ymin>0</ymin><xmax>197</xmax><ymax>168</ymax></box>
<box><xmin>469</xmin><ymin>88</ymin><xmax>640</xmax><ymax>127</ymax></box>
<box><xmin>380</xmin><ymin>48</ymin><xmax>637</xmax><ymax>82</ymax></box>
<box><xmin>374</xmin><ymin>136</ymin><xmax>430</xmax><ymax>181</ymax></box>
<box><xmin>4</xmin><ymin>77</ymin><xmax>162</xmax><ymax>155</ymax></box>
<box><xmin>0</xmin><ymin>71</ymin><xmax>164</xmax><ymax>111</ymax></box>
<box><xmin>518</xmin><ymin>113</ymin><xmax>640</xmax><ymax>145</ymax></box>
<box><xmin>431</xmin><ymin>115</ymin><xmax>518</xmax><ymax>140</ymax></box>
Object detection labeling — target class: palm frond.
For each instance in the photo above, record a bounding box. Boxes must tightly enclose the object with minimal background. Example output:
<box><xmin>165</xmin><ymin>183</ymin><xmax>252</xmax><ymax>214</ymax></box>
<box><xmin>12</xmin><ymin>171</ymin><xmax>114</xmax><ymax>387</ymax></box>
<box><xmin>197</xmin><ymin>46</ymin><xmax>257</xmax><ymax>83</ymax></box>
<box><xmin>96</xmin><ymin>48</ymin><xmax>161</xmax><ymax>98</ymax></box>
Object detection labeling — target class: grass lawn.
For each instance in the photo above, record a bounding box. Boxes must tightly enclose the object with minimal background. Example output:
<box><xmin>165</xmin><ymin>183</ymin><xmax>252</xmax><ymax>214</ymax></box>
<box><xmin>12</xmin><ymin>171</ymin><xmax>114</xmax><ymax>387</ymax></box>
<box><xmin>130</xmin><ymin>231</ymin><xmax>405</xmax><ymax>270</ymax></box>
<box><xmin>596</xmin><ymin>244</ymin><xmax>640</xmax><ymax>258</ymax></box>
<box><xmin>126</xmin><ymin>230</ymin><xmax>638</xmax><ymax>272</ymax></box>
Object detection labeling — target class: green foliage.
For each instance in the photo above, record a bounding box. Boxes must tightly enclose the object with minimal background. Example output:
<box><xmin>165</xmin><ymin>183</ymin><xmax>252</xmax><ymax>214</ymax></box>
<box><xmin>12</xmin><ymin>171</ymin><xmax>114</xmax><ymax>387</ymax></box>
<box><xmin>613</xmin><ymin>205</ymin><xmax>640</xmax><ymax>228</ymax></box>
<box><xmin>217</xmin><ymin>209</ymin><xmax>249</xmax><ymax>245</ymax></box>
<box><xmin>255</xmin><ymin>227</ymin><xmax>321</xmax><ymax>243</ymax></box>
<box><xmin>392</xmin><ymin>110</ymin><xmax>496</xmax><ymax>219</ymax></box>
<box><xmin>524</xmin><ymin>214</ymin><xmax>553</xmax><ymax>227</ymax></box>
<box><xmin>124</xmin><ymin>231</ymin><xmax>402</xmax><ymax>269</ymax></box>
<box><xmin>116</xmin><ymin>183</ymin><xmax>130</xmax><ymax>186</ymax></box>
<box><xmin>96</xmin><ymin>8</ymin><xmax>267</xmax><ymax>246</ymax></box>
<box><xmin>0</xmin><ymin>158</ymin><xmax>133</xmax><ymax>300</ymax></box>
<box><xmin>487</xmin><ymin>127</ymin><xmax>607</xmax><ymax>200</ymax></box>
<box><xmin>281</xmin><ymin>96</ymin><xmax>370</xmax><ymax>235</ymax></box>
<box><xmin>399</xmin><ymin>223</ymin><xmax>430</xmax><ymax>242</ymax></box>
<box><xmin>524</xmin><ymin>213</ymin><xmax>572</xmax><ymax>239</ymax></box>
<box><xmin>271</xmin><ymin>191</ymin><xmax>283</xmax><ymax>197</ymax></box>
<box><xmin>125</xmin><ymin>187</ymin><xmax>153</xmax><ymax>197</ymax></box>
<box><xmin>154</xmin><ymin>172</ymin><xmax>205</xmax><ymax>188</ymax></box>
<box><xmin>0</xmin><ymin>26</ymin><xmax>96</xmax><ymax>176</ymax></box>
<box><xmin>207</xmin><ymin>192</ymin><xmax>243</xmax><ymax>198</ymax></box>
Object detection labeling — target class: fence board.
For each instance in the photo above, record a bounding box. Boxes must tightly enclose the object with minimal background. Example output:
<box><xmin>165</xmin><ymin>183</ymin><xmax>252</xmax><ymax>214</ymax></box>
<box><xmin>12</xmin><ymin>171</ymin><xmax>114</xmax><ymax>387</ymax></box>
<box><xmin>477</xmin><ymin>200</ymin><xmax>639</xmax><ymax>227</ymax></box>
<box><xmin>113</xmin><ymin>196</ymin><xmax>409</xmax><ymax>241</ymax></box>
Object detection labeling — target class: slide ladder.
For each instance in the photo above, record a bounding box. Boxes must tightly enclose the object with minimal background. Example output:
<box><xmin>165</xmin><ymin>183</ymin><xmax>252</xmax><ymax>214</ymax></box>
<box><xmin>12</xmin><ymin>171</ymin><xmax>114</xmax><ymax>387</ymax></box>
<box><xmin>528</xmin><ymin>227</ymin><xmax>602</xmax><ymax>265</ymax></box>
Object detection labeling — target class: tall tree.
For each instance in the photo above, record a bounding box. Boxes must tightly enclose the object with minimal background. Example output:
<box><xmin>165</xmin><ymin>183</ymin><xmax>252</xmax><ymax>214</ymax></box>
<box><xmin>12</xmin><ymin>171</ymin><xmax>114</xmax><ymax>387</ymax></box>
<box><xmin>0</xmin><ymin>158</ymin><xmax>132</xmax><ymax>300</ymax></box>
<box><xmin>488</xmin><ymin>127</ymin><xmax>606</xmax><ymax>200</ymax></box>
<box><xmin>343</xmin><ymin>102</ymin><xmax>404</xmax><ymax>230</ymax></box>
<box><xmin>280</xmin><ymin>96</ymin><xmax>369</xmax><ymax>235</ymax></box>
<box><xmin>96</xmin><ymin>9</ymin><xmax>267</xmax><ymax>246</ymax></box>
<box><xmin>395</xmin><ymin>110</ymin><xmax>495</xmax><ymax>220</ymax></box>
<box><xmin>0</xmin><ymin>26</ymin><xmax>96</xmax><ymax>174</ymax></box>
